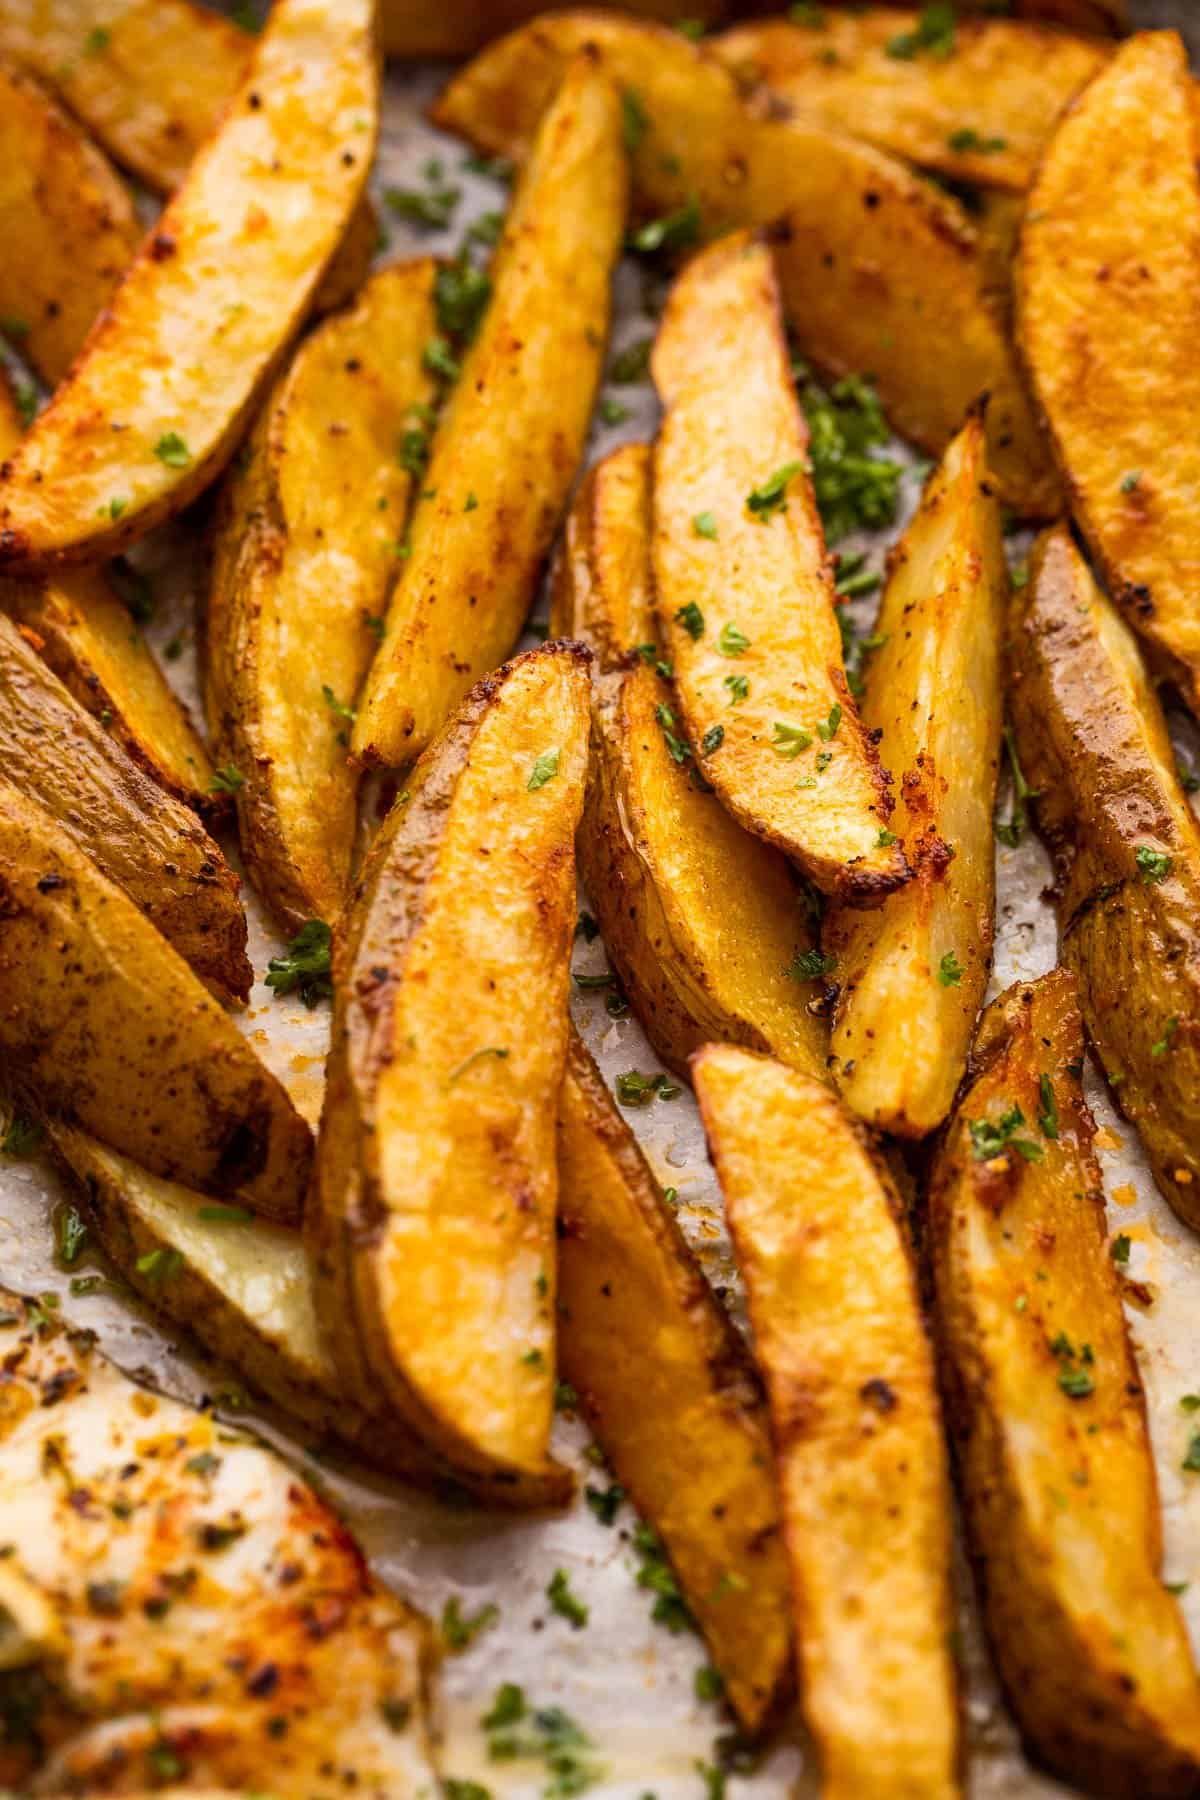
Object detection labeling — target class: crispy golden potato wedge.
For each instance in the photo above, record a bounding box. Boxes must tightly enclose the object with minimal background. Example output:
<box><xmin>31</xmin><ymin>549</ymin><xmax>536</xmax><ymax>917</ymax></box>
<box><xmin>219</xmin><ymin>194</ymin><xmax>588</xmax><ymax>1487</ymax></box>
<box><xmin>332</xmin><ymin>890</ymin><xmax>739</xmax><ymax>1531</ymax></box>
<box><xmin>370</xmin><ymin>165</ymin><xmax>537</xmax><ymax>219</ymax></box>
<box><xmin>713</xmin><ymin>16</ymin><xmax>1107</xmax><ymax>195</ymax></box>
<box><xmin>693</xmin><ymin>1044</ymin><xmax>960</xmax><ymax>1796</ymax></box>
<box><xmin>1017</xmin><ymin>32</ymin><xmax>1200</xmax><ymax>705</ymax></box>
<box><xmin>1010</xmin><ymin>525</ymin><xmax>1200</xmax><ymax>1231</ymax></box>
<box><xmin>0</xmin><ymin>0</ymin><xmax>378</xmax><ymax>571</ymax></box>
<box><xmin>46</xmin><ymin>1123</ymin><xmax>557</xmax><ymax>1503</ymax></box>
<box><xmin>310</xmin><ymin>645</ymin><xmax>588</xmax><ymax>1497</ymax></box>
<box><xmin>930</xmin><ymin>971</ymin><xmax>1200</xmax><ymax>1794</ymax></box>
<box><xmin>827</xmin><ymin>413</ymin><xmax>1006</xmax><ymax>1136</ymax></box>
<box><xmin>0</xmin><ymin>778</ymin><xmax>309</xmax><ymax>1218</ymax></box>
<box><xmin>0</xmin><ymin>0</ymin><xmax>250</xmax><ymax>193</ymax></box>
<box><xmin>550</xmin><ymin>442</ymin><xmax>829</xmax><ymax>1080</ymax></box>
<box><xmin>557</xmin><ymin>1032</ymin><xmax>792</xmax><ymax>1733</ymax></box>
<box><xmin>653</xmin><ymin>232</ymin><xmax>907</xmax><ymax>904</ymax></box>
<box><xmin>353</xmin><ymin>59</ymin><xmax>625</xmax><ymax>768</ymax></box>
<box><xmin>207</xmin><ymin>260</ymin><xmax>437</xmax><ymax>932</ymax></box>
<box><xmin>0</xmin><ymin>61</ymin><xmax>138</xmax><ymax>386</ymax></box>
<box><xmin>433</xmin><ymin>14</ymin><xmax>1059</xmax><ymax>516</ymax></box>
<box><xmin>0</xmin><ymin>609</ymin><xmax>249</xmax><ymax>998</ymax></box>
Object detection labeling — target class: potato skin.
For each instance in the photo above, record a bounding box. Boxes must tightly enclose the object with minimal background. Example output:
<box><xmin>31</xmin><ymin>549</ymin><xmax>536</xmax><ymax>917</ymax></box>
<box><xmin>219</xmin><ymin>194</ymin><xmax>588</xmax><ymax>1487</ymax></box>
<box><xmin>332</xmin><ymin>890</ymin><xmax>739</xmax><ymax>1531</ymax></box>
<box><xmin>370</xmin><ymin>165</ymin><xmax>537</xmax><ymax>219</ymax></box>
<box><xmin>207</xmin><ymin>260</ymin><xmax>437</xmax><ymax>932</ymax></box>
<box><xmin>557</xmin><ymin>1032</ymin><xmax>793</xmax><ymax>1734</ymax></box>
<box><xmin>433</xmin><ymin>13</ymin><xmax>1058</xmax><ymax>515</ymax></box>
<box><xmin>550</xmin><ymin>444</ymin><xmax>829</xmax><ymax>1082</ymax></box>
<box><xmin>0</xmin><ymin>0</ymin><xmax>378</xmax><ymax>570</ymax></box>
<box><xmin>309</xmin><ymin>645</ymin><xmax>589</xmax><ymax>1503</ymax></box>
<box><xmin>1010</xmin><ymin>525</ymin><xmax>1200</xmax><ymax>1229</ymax></box>
<box><xmin>1016</xmin><ymin>32</ymin><xmax>1200</xmax><ymax>707</ymax></box>
<box><xmin>0</xmin><ymin>779</ymin><xmax>309</xmax><ymax>1219</ymax></box>
<box><xmin>0</xmin><ymin>610</ymin><xmax>249</xmax><ymax>999</ymax></box>
<box><xmin>693</xmin><ymin>1045</ymin><xmax>961</xmax><ymax>1796</ymax></box>
<box><xmin>929</xmin><ymin>972</ymin><xmax>1200</xmax><ymax>1795</ymax></box>
<box><xmin>353</xmin><ymin>56</ymin><xmax>626</xmax><ymax>767</ymax></box>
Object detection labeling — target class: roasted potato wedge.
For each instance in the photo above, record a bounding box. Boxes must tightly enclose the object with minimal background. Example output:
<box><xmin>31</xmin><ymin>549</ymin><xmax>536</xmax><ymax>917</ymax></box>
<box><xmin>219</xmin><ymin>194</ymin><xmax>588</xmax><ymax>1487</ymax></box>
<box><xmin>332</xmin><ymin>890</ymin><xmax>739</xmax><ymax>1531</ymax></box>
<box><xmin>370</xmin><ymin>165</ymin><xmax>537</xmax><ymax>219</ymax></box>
<box><xmin>45</xmin><ymin>1123</ymin><xmax>557</xmax><ymax>1505</ymax></box>
<box><xmin>653</xmin><ymin>232</ymin><xmax>907</xmax><ymax>904</ymax></box>
<box><xmin>0</xmin><ymin>1289</ymin><xmax>437</xmax><ymax>1797</ymax></box>
<box><xmin>929</xmin><ymin>971</ymin><xmax>1200</xmax><ymax>1794</ymax></box>
<box><xmin>433</xmin><ymin>14</ymin><xmax>1059</xmax><ymax>515</ymax></box>
<box><xmin>207</xmin><ymin>260</ymin><xmax>437</xmax><ymax>932</ymax></box>
<box><xmin>1010</xmin><ymin>525</ymin><xmax>1200</xmax><ymax>1232</ymax></box>
<box><xmin>0</xmin><ymin>0</ymin><xmax>378</xmax><ymax>571</ymax></box>
<box><xmin>827</xmin><ymin>413</ymin><xmax>1006</xmax><ymax>1137</ymax></box>
<box><xmin>550</xmin><ymin>442</ymin><xmax>828</xmax><ymax>1080</ymax></box>
<box><xmin>1017</xmin><ymin>31</ymin><xmax>1200</xmax><ymax>706</ymax></box>
<box><xmin>693</xmin><ymin>1045</ymin><xmax>960</xmax><ymax>1796</ymax></box>
<box><xmin>352</xmin><ymin>58</ymin><xmax>625</xmax><ymax>767</ymax></box>
<box><xmin>0</xmin><ymin>61</ymin><xmax>139</xmax><ymax>386</ymax></box>
<box><xmin>0</xmin><ymin>610</ymin><xmax>248</xmax><ymax>998</ymax></box>
<box><xmin>557</xmin><ymin>1031</ymin><xmax>792</xmax><ymax>1733</ymax></box>
<box><xmin>713</xmin><ymin>15</ymin><xmax>1107</xmax><ymax>195</ymax></box>
<box><xmin>0</xmin><ymin>778</ymin><xmax>309</xmax><ymax>1218</ymax></box>
<box><xmin>310</xmin><ymin>645</ymin><xmax>588</xmax><ymax>1496</ymax></box>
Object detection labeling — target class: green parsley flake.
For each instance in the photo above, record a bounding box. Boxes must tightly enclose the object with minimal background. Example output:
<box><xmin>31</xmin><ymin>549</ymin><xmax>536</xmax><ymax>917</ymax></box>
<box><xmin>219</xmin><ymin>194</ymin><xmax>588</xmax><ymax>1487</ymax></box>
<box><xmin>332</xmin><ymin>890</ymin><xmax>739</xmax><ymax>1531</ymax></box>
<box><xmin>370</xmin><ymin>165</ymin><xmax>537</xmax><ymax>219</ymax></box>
<box><xmin>447</xmin><ymin>1046</ymin><xmax>510</xmax><ymax>1083</ymax></box>
<box><xmin>384</xmin><ymin>181</ymin><xmax>461</xmax><ymax>230</ymax></box>
<box><xmin>547</xmin><ymin>1568</ymin><xmax>589</xmax><ymax>1628</ymax></box>
<box><xmin>799</xmin><ymin>372</ymin><xmax>903</xmax><ymax>544</ymax></box>
<box><xmin>265</xmin><ymin>918</ymin><xmax>333</xmax><ymax>1008</ymax></box>
<box><xmin>441</xmin><ymin>1595</ymin><xmax>499</xmax><ymax>1651</ymax></box>
<box><xmin>788</xmin><ymin>948</ymin><xmax>836</xmax><ymax>982</ymax></box>
<box><xmin>718</xmin><ymin>622</ymin><xmax>750</xmax><ymax>656</ymax></box>
<box><xmin>994</xmin><ymin>725</ymin><xmax>1039</xmax><ymax>848</ymax></box>
<box><xmin>528</xmin><ymin>749</ymin><xmax>560</xmax><ymax>790</ymax></box>
<box><xmin>724</xmin><ymin>674</ymin><xmax>750</xmax><ymax>705</ymax></box>
<box><xmin>1152</xmin><ymin>1017</ymin><xmax>1180</xmax><ymax>1058</ymax></box>
<box><xmin>55</xmin><ymin>1205</ymin><xmax>89</xmax><ymax>1267</ymax></box>
<box><xmin>435</xmin><ymin>254</ymin><xmax>492</xmax><ymax>341</ymax></box>
<box><xmin>609</xmin><ymin>338</ymin><xmax>653</xmax><ymax>384</ymax></box>
<box><xmin>701</xmin><ymin>725</ymin><xmax>724</xmax><ymax>755</ymax></box>
<box><xmin>136</xmin><ymin>1247</ymin><xmax>183</xmax><ymax>1286</ymax></box>
<box><xmin>1111</xmin><ymin>1234</ymin><xmax>1131</xmax><ymax>1267</ymax></box>
<box><xmin>628</xmin><ymin>194</ymin><xmax>700</xmax><ymax>256</ymax></box>
<box><xmin>585</xmin><ymin>1483</ymin><xmax>625</xmax><ymax>1525</ymax></box>
<box><xmin>693</xmin><ymin>511</ymin><xmax>719</xmax><ymax>539</ymax></box>
<box><xmin>886</xmin><ymin>3</ymin><xmax>956</xmax><ymax>60</ymax></box>
<box><xmin>621</xmin><ymin>88</ymin><xmax>649</xmax><ymax>154</ymax></box>
<box><xmin>947</xmin><ymin>127</ymin><xmax>1007</xmax><ymax>154</ymax></box>
<box><xmin>817</xmin><ymin>704</ymin><xmax>842</xmax><ymax>742</ymax></box>
<box><xmin>772</xmin><ymin>721</ymin><xmax>813</xmax><ymax>757</ymax></box>
<box><xmin>1038</xmin><ymin>1072</ymin><xmax>1059</xmax><ymax>1139</ymax></box>
<box><xmin>153</xmin><ymin>432</ymin><xmax>191</xmax><ymax>467</ymax></box>
<box><xmin>1136</xmin><ymin>845</ymin><xmax>1173</xmax><ymax>884</ymax></box>
<box><xmin>938</xmin><ymin>950</ymin><xmax>963</xmax><ymax>988</ymax></box>
<box><xmin>616</xmin><ymin>1070</ymin><xmax>680</xmax><ymax>1107</ymax></box>
<box><xmin>747</xmin><ymin>460</ymin><xmax>804</xmax><ymax>522</ymax></box>
<box><xmin>969</xmin><ymin>1102</ymin><xmax>1042</xmax><ymax>1164</ymax></box>
<box><xmin>674</xmin><ymin>600</ymin><xmax>705</xmax><ymax>639</ymax></box>
<box><xmin>208</xmin><ymin>764</ymin><xmax>244</xmax><ymax>794</ymax></box>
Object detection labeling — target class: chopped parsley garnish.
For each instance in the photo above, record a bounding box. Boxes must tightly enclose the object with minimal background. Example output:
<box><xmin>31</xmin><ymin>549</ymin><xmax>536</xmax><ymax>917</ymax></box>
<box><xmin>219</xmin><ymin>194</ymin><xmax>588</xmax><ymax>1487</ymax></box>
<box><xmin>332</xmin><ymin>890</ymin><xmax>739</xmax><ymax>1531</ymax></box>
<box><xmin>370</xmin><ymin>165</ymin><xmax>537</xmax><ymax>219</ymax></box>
<box><xmin>447</xmin><ymin>1046</ymin><xmax>510</xmax><ymax>1082</ymax></box>
<box><xmin>1</xmin><ymin>1113</ymin><xmax>38</xmax><ymax>1157</ymax></box>
<box><xmin>718</xmin><ymin>622</ymin><xmax>749</xmax><ymax>656</ymax></box>
<box><xmin>384</xmin><ymin>181</ymin><xmax>461</xmax><ymax>230</ymax></box>
<box><xmin>1152</xmin><ymin>1017</ymin><xmax>1179</xmax><ymax>1059</ymax></box>
<box><xmin>1111</xmin><ymin>1234</ymin><xmax>1131</xmax><ymax>1267</ymax></box>
<box><xmin>1049</xmin><ymin>1332</ymin><xmax>1095</xmax><ymax>1400</ymax></box>
<box><xmin>876</xmin><ymin>828</ymin><xmax>897</xmax><ymax>847</ymax></box>
<box><xmin>675</xmin><ymin>600</ymin><xmax>705</xmax><ymax>639</ymax></box>
<box><xmin>789</xmin><ymin>2</ymin><xmax>827</xmax><ymax>23</ymax></box>
<box><xmin>938</xmin><ymin>951</ymin><xmax>963</xmax><ymax>988</ymax></box>
<box><xmin>616</xmin><ymin>1070</ymin><xmax>680</xmax><ymax>1107</ymax></box>
<box><xmin>621</xmin><ymin>87</ymin><xmax>650</xmax><ymax>153</ymax></box>
<box><xmin>968</xmin><ymin>1102</ymin><xmax>1042</xmax><ymax>1164</ymax></box>
<box><xmin>322</xmin><ymin>682</ymin><xmax>357</xmax><ymax>745</ymax></box>
<box><xmin>600</xmin><ymin>396</ymin><xmax>631</xmax><ymax>426</ymax></box>
<box><xmin>655</xmin><ymin>702</ymin><xmax>691</xmax><ymax>765</ymax></box>
<box><xmin>435</xmin><ymin>253</ymin><xmax>492</xmax><ymax>341</ymax></box>
<box><xmin>1059</xmin><ymin>1366</ymin><xmax>1095</xmax><ymax>1400</ymax></box>
<box><xmin>1120</xmin><ymin>469</ymin><xmax>1142</xmax><ymax>495</ymax></box>
<box><xmin>772</xmin><ymin>721</ymin><xmax>813</xmax><ymax>757</ymax></box>
<box><xmin>886</xmin><ymin>3</ymin><xmax>957</xmax><ymax>60</ymax></box>
<box><xmin>547</xmin><ymin>1568</ymin><xmax>589</xmax><ymax>1628</ymax></box>
<box><xmin>1135</xmin><ymin>845</ymin><xmax>1172</xmax><ymax>885</ymax></box>
<box><xmin>423</xmin><ymin>334</ymin><xmax>461</xmax><ymax>382</ymax></box>
<box><xmin>153</xmin><ymin>431</ymin><xmax>191</xmax><ymax>467</ymax></box>
<box><xmin>585</xmin><ymin>1483</ymin><xmax>625</xmax><ymax>1525</ymax></box>
<box><xmin>609</xmin><ymin>338</ymin><xmax>653</xmax><ymax>384</ymax></box>
<box><xmin>693</xmin><ymin>511</ymin><xmax>719</xmax><ymax>540</ymax></box>
<box><xmin>265</xmin><ymin>918</ymin><xmax>333</xmax><ymax>1008</ymax></box>
<box><xmin>13</xmin><ymin>377</ymin><xmax>37</xmax><ymax>428</ymax></box>
<box><xmin>397</xmin><ymin>412</ymin><xmax>432</xmax><ymax>477</ymax></box>
<box><xmin>798</xmin><ymin>372</ymin><xmax>903</xmax><ymax>544</ymax></box>
<box><xmin>527</xmin><ymin>749</ymin><xmax>561</xmax><ymax>791</ymax></box>
<box><xmin>694</xmin><ymin>1665</ymin><xmax>724</xmax><ymax>1702</ymax></box>
<box><xmin>674</xmin><ymin>17</ymin><xmax>705</xmax><ymax>39</ymax></box>
<box><xmin>209</xmin><ymin>764</ymin><xmax>244</xmax><ymax>794</ymax></box>
<box><xmin>55</xmin><ymin>1206</ymin><xmax>88</xmax><ymax>1267</ymax></box>
<box><xmin>634</xmin><ymin>1523</ymin><xmax>693</xmax><ymax>1632</ymax></box>
<box><xmin>1184</xmin><ymin>1434</ymin><xmax>1200</xmax><ymax>1474</ymax></box>
<box><xmin>185</xmin><ymin>1450</ymin><xmax>221</xmax><ymax>1477</ymax></box>
<box><xmin>628</xmin><ymin>194</ymin><xmax>700</xmax><ymax>256</ymax></box>
<box><xmin>198</xmin><ymin>1204</ymin><xmax>253</xmax><ymax>1224</ymax></box>
<box><xmin>788</xmin><ymin>948</ymin><xmax>836</xmax><ymax>982</ymax></box>
<box><xmin>994</xmin><ymin>725</ymin><xmax>1038</xmax><ymax>847</ymax></box>
<box><xmin>555</xmin><ymin>1380</ymin><xmax>579</xmax><ymax>1411</ymax></box>
<box><xmin>746</xmin><ymin>460</ymin><xmax>804</xmax><ymax>522</ymax></box>
<box><xmin>947</xmin><ymin>128</ymin><xmax>1007</xmax><ymax>154</ymax></box>
<box><xmin>701</xmin><ymin>725</ymin><xmax>724</xmax><ymax>754</ymax></box>
<box><xmin>136</xmin><ymin>1247</ymin><xmax>183</xmax><ymax>1286</ymax></box>
<box><xmin>83</xmin><ymin>25</ymin><xmax>111</xmax><ymax>54</ymax></box>
<box><xmin>484</xmin><ymin>1682</ymin><xmax>527</xmax><ymax>1730</ymax></box>
<box><xmin>724</xmin><ymin>674</ymin><xmax>749</xmax><ymax>705</ymax></box>
<box><xmin>1037</xmin><ymin>1073</ymin><xmax>1059</xmax><ymax>1139</ymax></box>
<box><xmin>816</xmin><ymin>704</ymin><xmax>842</xmax><ymax>742</ymax></box>
<box><xmin>441</xmin><ymin>1595</ymin><xmax>499</xmax><ymax>1651</ymax></box>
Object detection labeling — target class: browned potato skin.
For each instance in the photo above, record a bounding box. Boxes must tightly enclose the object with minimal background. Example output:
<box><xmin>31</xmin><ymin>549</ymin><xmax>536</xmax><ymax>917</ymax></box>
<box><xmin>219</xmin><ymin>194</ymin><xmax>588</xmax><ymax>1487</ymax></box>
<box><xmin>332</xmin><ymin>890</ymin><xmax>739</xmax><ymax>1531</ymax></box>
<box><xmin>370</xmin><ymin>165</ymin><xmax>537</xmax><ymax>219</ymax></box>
<box><xmin>549</xmin><ymin>443</ymin><xmax>829</xmax><ymax>1082</ymax></box>
<box><xmin>1016</xmin><ymin>32</ymin><xmax>1200</xmax><ymax>708</ymax></box>
<box><xmin>693</xmin><ymin>1045</ymin><xmax>961</xmax><ymax>1797</ymax></box>
<box><xmin>432</xmin><ymin>14</ymin><xmax>1059</xmax><ymax>517</ymax></box>
<box><xmin>557</xmin><ymin>1032</ymin><xmax>792</xmax><ymax>1733</ymax></box>
<box><xmin>309</xmin><ymin>645</ymin><xmax>589</xmax><ymax>1505</ymax></box>
<box><xmin>1010</xmin><ymin>525</ymin><xmax>1200</xmax><ymax>1231</ymax></box>
<box><xmin>0</xmin><ymin>61</ymin><xmax>139</xmax><ymax>385</ymax></box>
<box><xmin>207</xmin><ymin>260</ymin><xmax>437</xmax><ymax>932</ymax></box>
<box><xmin>0</xmin><ymin>609</ymin><xmax>249</xmax><ymax>999</ymax></box>
<box><xmin>714</xmin><ymin>17</ymin><xmax>1108</xmax><ymax>196</ymax></box>
<box><xmin>929</xmin><ymin>971</ymin><xmax>1200</xmax><ymax>1794</ymax></box>
<box><xmin>0</xmin><ymin>0</ymin><xmax>378</xmax><ymax>571</ymax></box>
<box><xmin>380</xmin><ymin>0</ymin><xmax>727</xmax><ymax>57</ymax></box>
<box><xmin>0</xmin><ymin>779</ymin><xmax>310</xmax><ymax>1219</ymax></box>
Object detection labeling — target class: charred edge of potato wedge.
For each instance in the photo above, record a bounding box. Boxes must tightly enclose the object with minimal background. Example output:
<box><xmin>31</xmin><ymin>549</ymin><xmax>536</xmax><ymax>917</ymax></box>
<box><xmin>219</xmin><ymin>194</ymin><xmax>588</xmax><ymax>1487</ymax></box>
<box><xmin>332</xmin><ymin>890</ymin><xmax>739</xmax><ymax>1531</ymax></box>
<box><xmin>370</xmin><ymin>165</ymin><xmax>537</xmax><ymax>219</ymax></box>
<box><xmin>1010</xmin><ymin>523</ymin><xmax>1200</xmax><ymax>1231</ymax></box>
<box><xmin>652</xmin><ymin>230</ymin><xmax>910</xmax><ymax>904</ymax></box>
<box><xmin>0</xmin><ymin>608</ymin><xmax>249</xmax><ymax>1000</ymax></box>
<box><xmin>827</xmin><ymin>410</ymin><xmax>1006</xmax><ymax>1137</ymax></box>
<box><xmin>550</xmin><ymin>442</ymin><xmax>829</xmax><ymax>1082</ymax></box>
<box><xmin>557</xmin><ymin>1031</ymin><xmax>793</xmax><ymax>1735</ymax></box>
<box><xmin>692</xmin><ymin>1044</ymin><xmax>961</xmax><ymax>1796</ymax></box>
<box><xmin>310</xmin><ymin>644</ymin><xmax>590</xmax><ymax>1501</ymax></box>
<box><xmin>929</xmin><ymin>970</ymin><xmax>1200</xmax><ymax>1795</ymax></box>
<box><xmin>0</xmin><ymin>777</ymin><xmax>308</xmax><ymax>1219</ymax></box>
<box><xmin>206</xmin><ymin>258</ymin><xmax>438</xmax><ymax>933</ymax></box>
<box><xmin>0</xmin><ymin>0</ymin><xmax>379</xmax><ymax>571</ymax></box>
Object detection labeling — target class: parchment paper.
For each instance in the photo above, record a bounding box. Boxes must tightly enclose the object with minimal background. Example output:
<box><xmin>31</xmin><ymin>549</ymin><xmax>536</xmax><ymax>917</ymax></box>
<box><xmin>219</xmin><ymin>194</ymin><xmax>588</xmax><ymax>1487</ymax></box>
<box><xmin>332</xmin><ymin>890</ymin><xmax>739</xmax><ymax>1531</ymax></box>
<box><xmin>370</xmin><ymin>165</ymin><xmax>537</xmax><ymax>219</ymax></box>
<box><xmin>2</xmin><ymin>8</ymin><xmax>1198</xmax><ymax>1793</ymax></box>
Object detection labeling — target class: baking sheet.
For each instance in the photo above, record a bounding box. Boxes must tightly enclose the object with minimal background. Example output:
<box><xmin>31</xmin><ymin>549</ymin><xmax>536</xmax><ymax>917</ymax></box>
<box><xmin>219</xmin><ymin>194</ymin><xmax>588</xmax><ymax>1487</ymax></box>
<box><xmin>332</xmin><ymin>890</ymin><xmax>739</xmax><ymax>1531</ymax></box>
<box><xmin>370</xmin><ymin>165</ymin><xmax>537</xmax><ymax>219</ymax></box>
<box><xmin>3</xmin><ymin>7</ymin><xmax>1200</xmax><ymax>1792</ymax></box>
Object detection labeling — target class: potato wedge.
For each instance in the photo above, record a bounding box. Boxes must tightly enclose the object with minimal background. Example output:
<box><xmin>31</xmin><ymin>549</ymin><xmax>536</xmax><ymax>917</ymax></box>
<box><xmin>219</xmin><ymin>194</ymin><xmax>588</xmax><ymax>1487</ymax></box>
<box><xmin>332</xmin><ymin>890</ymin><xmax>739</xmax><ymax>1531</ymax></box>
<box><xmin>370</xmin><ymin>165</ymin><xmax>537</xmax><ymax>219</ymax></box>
<box><xmin>1010</xmin><ymin>525</ymin><xmax>1200</xmax><ymax>1232</ymax></box>
<box><xmin>433</xmin><ymin>14</ymin><xmax>1059</xmax><ymax>516</ymax></box>
<box><xmin>550</xmin><ymin>442</ymin><xmax>829</xmax><ymax>1081</ymax></box>
<box><xmin>557</xmin><ymin>1031</ymin><xmax>792</xmax><ymax>1733</ymax></box>
<box><xmin>0</xmin><ymin>609</ymin><xmax>249</xmax><ymax>998</ymax></box>
<box><xmin>653</xmin><ymin>232</ymin><xmax>907</xmax><ymax>904</ymax></box>
<box><xmin>692</xmin><ymin>1044</ymin><xmax>960</xmax><ymax>1796</ymax></box>
<box><xmin>207</xmin><ymin>260</ymin><xmax>437</xmax><ymax>932</ymax></box>
<box><xmin>352</xmin><ymin>58</ymin><xmax>625</xmax><ymax>767</ymax></box>
<box><xmin>929</xmin><ymin>971</ymin><xmax>1200</xmax><ymax>1793</ymax></box>
<box><xmin>713</xmin><ymin>15</ymin><xmax>1107</xmax><ymax>195</ymax></box>
<box><xmin>309</xmin><ymin>645</ymin><xmax>588</xmax><ymax>1493</ymax></box>
<box><xmin>0</xmin><ymin>61</ymin><xmax>139</xmax><ymax>386</ymax></box>
<box><xmin>826</xmin><ymin>412</ymin><xmax>1006</xmax><ymax>1137</ymax></box>
<box><xmin>0</xmin><ymin>778</ymin><xmax>309</xmax><ymax>1218</ymax></box>
<box><xmin>1017</xmin><ymin>32</ymin><xmax>1200</xmax><ymax>705</ymax></box>
<box><xmin>379</xmin><ymin>0</ymin><xmax>727</xmax><ymax>59</ymax></box>
<box><xmin>0</xmin><ymin>0</ymin><xmax>378</xmax><ymax>571</ymax></box>
<box><xmin>46</xmin><ymin>1123</ymin><xmax>566</xmax><ymax>1506</ymax></box>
